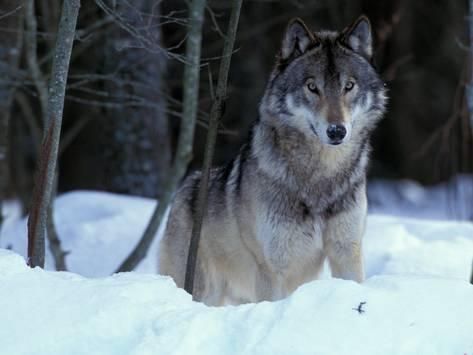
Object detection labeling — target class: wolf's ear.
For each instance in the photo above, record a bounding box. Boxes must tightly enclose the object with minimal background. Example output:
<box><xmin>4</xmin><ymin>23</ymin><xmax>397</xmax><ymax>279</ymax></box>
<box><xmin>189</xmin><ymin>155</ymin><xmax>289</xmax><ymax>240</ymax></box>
<box><xmin>341</xmin><ymin>16</ymin><xmax>373</xmax><ymax>59</ymax></box>
<box><xmin>281</xmin><ymin>18</ymin><xmax>317</xmax><ymax>61</ymax></box>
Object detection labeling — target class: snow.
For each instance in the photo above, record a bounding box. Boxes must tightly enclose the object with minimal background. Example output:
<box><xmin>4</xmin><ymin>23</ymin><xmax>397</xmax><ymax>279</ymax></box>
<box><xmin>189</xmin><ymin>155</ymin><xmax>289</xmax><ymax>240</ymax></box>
<box><xmin>1</xmin><ymin>190</ymin><xmax>473</xmax><ymax>355</ymax></box>
<box><xmin>368</xmin><ymin>175</ymin><xmax>473</xmax><ymax>221</ymax></box>
<box><xmin>0</xmin><ymin>191</ymin><xmax>165</xmax><ymax>276</ymax></box>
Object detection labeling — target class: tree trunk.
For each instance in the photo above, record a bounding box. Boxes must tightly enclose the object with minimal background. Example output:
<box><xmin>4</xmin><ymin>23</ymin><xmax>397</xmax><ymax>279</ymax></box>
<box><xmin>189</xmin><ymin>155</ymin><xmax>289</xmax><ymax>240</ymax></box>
<box><xmin>27</xmin><ymin>0</ymin><xmax>80</xmax><ymax>268</ymax></box>
<box><xmin>468</xmin><ymin>0</ymin><xmax>473</xmax><ymax>129</ymax></box>
<box><xmin>24</xmin><ymin>0</ymin><xmax>67</xmax><ymax>270</ymax></box>
<box><xmin>185</xmin><ymin>0</ymin><xmax>243</xmax><ymax>296</ymax></box>
<box><xmin>99</xmin><ymin>0</ymin><xmax>170</xmax><ymax>198</ymax></box>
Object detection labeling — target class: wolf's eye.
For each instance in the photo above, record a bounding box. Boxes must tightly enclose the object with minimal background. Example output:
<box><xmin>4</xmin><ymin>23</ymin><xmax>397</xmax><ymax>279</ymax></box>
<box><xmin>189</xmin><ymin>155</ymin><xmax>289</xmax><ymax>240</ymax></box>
<box><xmin>307</xmin><ymin>80</ymin><xmax>319</xmax><ymax>95</ymax></box>
<box><xmin>344</xmin><ymin>81</ymin><xmax>355</xmax><ymax>92</ymax></box>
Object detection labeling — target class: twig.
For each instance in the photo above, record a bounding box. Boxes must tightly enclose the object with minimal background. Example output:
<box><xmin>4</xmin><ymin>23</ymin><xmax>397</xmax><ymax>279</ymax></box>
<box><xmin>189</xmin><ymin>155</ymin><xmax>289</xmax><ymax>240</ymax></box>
<box><xmin>0</xmin><ymin>5</ymin><xmax>23</xmax><ymax>21</ymax></box>
<box><xmin>15</xmin><ymin>91</ymin><xmax>42</xmax><ymax>152</ymax></box>
<box><xmin>58</xmin><ymin>115</ymin><xmax>92</xmax><ymax>156</ymax></box>
<box><xmin>27</xmin><ymin>0</ymin><xmax>80</xmax><ymax>268</ymax></box>
<box><xmin>184</xmin><ymin>0</ymin><xmax>243</xmax><ymax>296</ymax></box>
<box><xmin>352</xmin><ymin>301</ymin><xmax>366</xmax><ymax>314</ymax></box>
<box><xmin>24</xmin><ymin>0</ymin><xmax>48</xmax><ymax>125</ymax></box>
<box><xmin>94</xmin><ymin>0</ymin><xmax>186</xmax><ymax>63</ymax></box>
<box><xmin>115</xmin><ymin>0</ymin><xmax>207</xmax><ymax>273</ymax></box>
<box><xmin>206</xmin><ymin>4</ymin><xmax>225</xmax><ymax>39</ymax></box>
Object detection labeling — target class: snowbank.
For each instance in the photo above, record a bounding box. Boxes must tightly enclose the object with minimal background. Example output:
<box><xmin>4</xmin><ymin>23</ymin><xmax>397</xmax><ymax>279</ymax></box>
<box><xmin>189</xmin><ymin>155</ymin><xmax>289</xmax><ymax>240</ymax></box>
<box><xmin>2</xmin><ymin>191</ymin><xmax>472</xmax><ymax>280</ymax></box>
<box><xmin>0</xmin><ymin>191</ymin><xmax>164</xmax><ymax>276</ymax></box>
<box><xmin>368</xmin><ymin>175</ymin><xmax>473</xmax><ymax>220</ymax></box>
<box><xmin>0</xmin><ymin>249</ymin><xmax>472</xmax><ymax>355</ymax></box>
<box><xmin>1</xmin><ymin>190</ymin><xmax>473</xmax><ymax>355</ymax></box>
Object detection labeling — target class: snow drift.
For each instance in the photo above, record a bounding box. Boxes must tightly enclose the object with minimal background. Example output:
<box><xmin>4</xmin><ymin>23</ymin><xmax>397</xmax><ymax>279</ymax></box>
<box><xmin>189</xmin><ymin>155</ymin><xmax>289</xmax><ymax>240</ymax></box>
<box><xmin>1</xmin><ymin>191</ymin><xmax>473</xmax><ymax>355</ymax></box>
<box><xmin>0</xmin><ymin>250</ymin><xmax>472</xmax><ymax>355</ymax></box>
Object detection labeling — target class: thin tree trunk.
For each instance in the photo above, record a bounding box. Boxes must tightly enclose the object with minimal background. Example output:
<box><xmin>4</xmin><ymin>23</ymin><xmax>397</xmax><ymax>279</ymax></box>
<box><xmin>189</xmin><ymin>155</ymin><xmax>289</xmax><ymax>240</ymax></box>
<box><xmin>115</xmin><ymin>0</ymin><xmax>207</xmax><ymax>273</ymax></box>
<box><xmin>184</xmin><ymin>0</ymin><xmax>243</xmax><ymax>296</ymax></box>
<box><xmin>47</xmin><ymin>171</ymin><xmax>68</xmax><ymax>271</ymax></box>
<box><xmin>0</xmin><ymin>3</ymin><xmax>23</xmax><ymax>232</ymax></box>
<box><xmin>467</xmin><ymin>0</ymin><xmax>473</xmax><ymax>223</ymax></box>
<box><xmin>468</xmin><ymin>0</ymin><xmax>473</xmax><ymax>129</ymax></box>
<box><xmin>24</xmin><ymin>0</ymin><xmax>68</xmax><ymax>270</ymax></box>
<box><xmin>458</xmin><ymin>0</ymin><xmax>473</xmax><ymax>257</ymax></box>
<box><xmin>27</xmin><ymin>0</ymin><xmax>80</xmax><ymax>268</ymax></box>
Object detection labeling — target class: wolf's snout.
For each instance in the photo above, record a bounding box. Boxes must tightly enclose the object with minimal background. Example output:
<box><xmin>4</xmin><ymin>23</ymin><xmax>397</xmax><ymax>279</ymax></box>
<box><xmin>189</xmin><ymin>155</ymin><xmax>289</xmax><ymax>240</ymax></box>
<box><xmin>326</xmin><ymin>124</ymin><xmax>347</xmax><ymax>145</ymax></box>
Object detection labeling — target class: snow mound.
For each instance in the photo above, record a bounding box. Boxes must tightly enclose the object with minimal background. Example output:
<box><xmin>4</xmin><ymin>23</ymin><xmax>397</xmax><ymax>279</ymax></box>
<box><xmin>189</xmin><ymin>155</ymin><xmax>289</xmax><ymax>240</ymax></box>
<box><xmin>2</xmin><ymin>191</ymin><xmax>473</xmax><ymax>282</ymax></box>
<box><xmin>368</xmin><ymin>175</ymin><xmax>473</xmax><ymax>220</ymax></box>
<box><xmin>0</xmin><ymin>249</ymin><xmax>472</xmax><ymax>355</ymax></box>
<box><xmin>1</xmin><ymin>191</ymin><xmax>473</xmax><ymax>354</ymax></box>
<box><xmin>0</xmin><ymin>191</ymin><xmax>163</xmax><ymax>276</ymax></box>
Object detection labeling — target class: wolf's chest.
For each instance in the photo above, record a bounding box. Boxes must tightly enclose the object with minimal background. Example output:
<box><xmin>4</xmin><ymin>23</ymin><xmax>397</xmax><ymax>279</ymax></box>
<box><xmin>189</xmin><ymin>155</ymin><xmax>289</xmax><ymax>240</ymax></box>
<box><xmin>256</xmin><ymin>201</ymin><xmax>325</xmax><ymax>273</ymax></box>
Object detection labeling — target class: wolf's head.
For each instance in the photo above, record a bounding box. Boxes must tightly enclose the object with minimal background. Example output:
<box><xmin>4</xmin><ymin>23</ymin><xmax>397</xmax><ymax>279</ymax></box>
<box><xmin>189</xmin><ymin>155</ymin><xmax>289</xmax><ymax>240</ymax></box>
<box><xmin>260</xmin><ymin>16</ymin><xmax>387</xmax><ymax>146</ymax></box>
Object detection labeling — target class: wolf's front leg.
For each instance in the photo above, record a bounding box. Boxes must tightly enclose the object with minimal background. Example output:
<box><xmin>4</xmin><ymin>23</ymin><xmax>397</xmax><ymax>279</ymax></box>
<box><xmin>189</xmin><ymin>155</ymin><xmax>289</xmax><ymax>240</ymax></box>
<box><xmin>323</xmin><ymin>187</ymin><xmax>367</xmax><ymax>283</ymax></box>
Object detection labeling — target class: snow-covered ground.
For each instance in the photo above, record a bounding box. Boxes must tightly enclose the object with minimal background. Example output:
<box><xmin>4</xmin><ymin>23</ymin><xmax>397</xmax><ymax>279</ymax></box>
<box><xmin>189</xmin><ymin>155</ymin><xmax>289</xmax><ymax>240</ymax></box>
<box><xmin>1</xmin><ymin>192</ymin><xmax>163</xmax><ymax>276</ymax></box>
<box><xmin>1</xmin><ymin>190</ymin><xmax>473</xmax><ymax>355</ymax></box>
<box><xmin>368</xmin><ymin>175</ymin><xmax>473</xmax><ymax>221</ymax></box>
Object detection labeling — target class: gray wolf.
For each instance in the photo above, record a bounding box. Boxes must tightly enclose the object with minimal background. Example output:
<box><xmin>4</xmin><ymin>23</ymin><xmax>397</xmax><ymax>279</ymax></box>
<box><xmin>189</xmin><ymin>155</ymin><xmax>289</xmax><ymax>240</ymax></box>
<box><xmin>159</xmin><ymin>16</ymin><xmax>387</xmax><ymax>306</ymax></box>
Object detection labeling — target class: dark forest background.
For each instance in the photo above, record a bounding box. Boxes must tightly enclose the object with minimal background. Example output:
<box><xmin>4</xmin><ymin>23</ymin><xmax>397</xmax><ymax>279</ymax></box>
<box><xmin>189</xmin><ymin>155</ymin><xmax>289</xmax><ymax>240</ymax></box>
<box><xmin>1</xmin><ymin>0</ymin><xmax>472</xmax><ymax>214</ymax></box>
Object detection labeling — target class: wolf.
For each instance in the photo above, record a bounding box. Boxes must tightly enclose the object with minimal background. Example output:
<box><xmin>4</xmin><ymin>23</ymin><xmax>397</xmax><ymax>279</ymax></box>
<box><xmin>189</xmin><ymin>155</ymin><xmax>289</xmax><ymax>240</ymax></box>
<box><xmin>159</xmin><ymin>16</ymin><xmax>387</xmax><ymax>306</ymax></box>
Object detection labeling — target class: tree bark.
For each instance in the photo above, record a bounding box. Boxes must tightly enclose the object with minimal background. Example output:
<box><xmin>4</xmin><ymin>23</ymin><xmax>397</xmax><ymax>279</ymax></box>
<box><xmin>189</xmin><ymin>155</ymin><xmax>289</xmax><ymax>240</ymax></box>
<box><xmin>27</xmin><ymin>0</ymin><xmax>80</xmax><ymax>268</ymax></box>
<box><xmin>24</xmin><ymin>0</ymin><xmax>68</xmax><ymax>270</ymax></box>
<box><xmin>46</xmin><ymin>171</ymin><xmax>68</xmax><ymax>271</ymax></box>
<box><xmin>468</xmin><ymin>0</ymin><xmax>473</xmax><ymax>129</ymax></box>
<box><xmin>116</xmin><ymin>0</ymin><xmax>207</xmax><ymax>273</ymax></box>
<box><xmin>184</xmin><ymin>0</ymin><xmax>243</xmax><ymax>296</ymax></box>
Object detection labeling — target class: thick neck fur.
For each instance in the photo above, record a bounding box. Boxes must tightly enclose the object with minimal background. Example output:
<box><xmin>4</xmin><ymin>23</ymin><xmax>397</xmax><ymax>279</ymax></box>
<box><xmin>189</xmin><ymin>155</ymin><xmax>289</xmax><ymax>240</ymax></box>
<box><xmin>251</xmin><ymin>113</ymin><xmax>369</xmax><ymax>200</ymax></box>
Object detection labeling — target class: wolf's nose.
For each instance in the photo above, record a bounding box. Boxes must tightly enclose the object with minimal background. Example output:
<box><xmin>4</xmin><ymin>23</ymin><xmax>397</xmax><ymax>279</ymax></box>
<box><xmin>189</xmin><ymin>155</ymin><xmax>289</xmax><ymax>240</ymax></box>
<box><xmin>326</xmin><ymin>124</ymin><xmax>347</xmax><ymax>142</ymax></box>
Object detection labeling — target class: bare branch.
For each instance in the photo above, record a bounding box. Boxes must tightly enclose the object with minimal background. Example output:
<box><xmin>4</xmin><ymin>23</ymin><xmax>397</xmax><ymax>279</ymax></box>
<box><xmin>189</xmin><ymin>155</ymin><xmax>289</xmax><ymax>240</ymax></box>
<box><xmin>206</xmin><ymin>4</ymin><xmax>225</xmax><ymax>39</ymax></box>
<box><xmin>184</xmin><ymin>0</ymin><xmax>243</xmax><ymax>296</ymax></box>
<box><xmin>59</xmin><ymin>116</ymin><xmax>93</xmax><ymax>156</ymax></box>
<box><xmin>15</xmin><ymin>91</ymin><xmax>42</xmax><ymax>152</ymax></box>
<box><xmin>0</xmin><ymin>5</ymin><xmax>23</xmax><ymax>20</ymax></box>
<box><xmin>115</xmin><ymin>0</ymin><xmax>208</xmax><ymax>273</ymax></box>
<box><xmin>24</xmin><ymin>0</ymin><xmax>48</xmax><ymax>125</ymax></box>
<box><xmin>94</xmin><ymin>0</ymin><xmax>186</xmax><ymax>63</ymax></box>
